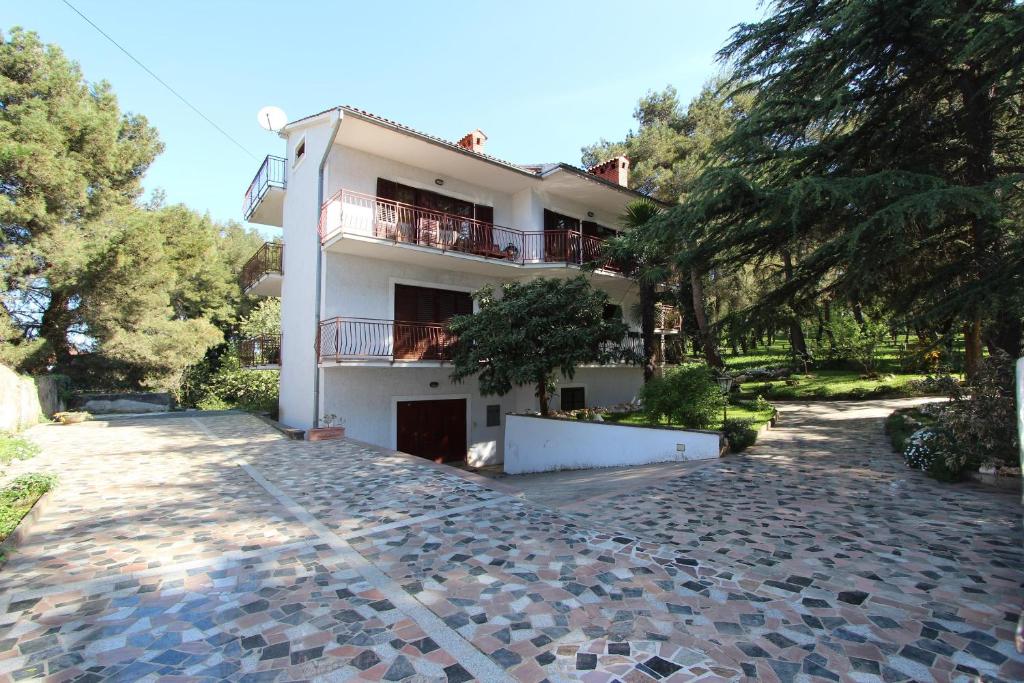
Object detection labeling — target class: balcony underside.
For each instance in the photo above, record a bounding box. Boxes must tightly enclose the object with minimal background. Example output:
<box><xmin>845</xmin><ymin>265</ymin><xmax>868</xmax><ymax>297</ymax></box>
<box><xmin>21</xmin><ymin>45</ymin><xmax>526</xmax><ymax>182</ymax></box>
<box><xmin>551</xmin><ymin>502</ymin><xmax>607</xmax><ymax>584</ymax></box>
<box><xmin>244</xmin><ymin>271</ymin><xmax>283</xmax><ymax>297</ymax></box>
<box><xmin>245</xmin><ymin>186</ymin><xmax>285</xmax><ymax>226</ymax></box>
<box><xmin>323</xmin><ymin>231</ymin><xmax>626</xmax><ymax>288</ymax></box>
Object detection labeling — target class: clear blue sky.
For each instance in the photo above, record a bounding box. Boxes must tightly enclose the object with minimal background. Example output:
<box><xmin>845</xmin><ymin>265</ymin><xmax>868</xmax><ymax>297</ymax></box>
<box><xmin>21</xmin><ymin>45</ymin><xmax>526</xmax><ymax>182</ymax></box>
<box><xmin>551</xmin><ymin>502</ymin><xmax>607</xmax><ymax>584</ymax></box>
<box><xmin>10</xmin><ymin>1</ymin><xmax>763</xmax><ymax>235</ymax></box>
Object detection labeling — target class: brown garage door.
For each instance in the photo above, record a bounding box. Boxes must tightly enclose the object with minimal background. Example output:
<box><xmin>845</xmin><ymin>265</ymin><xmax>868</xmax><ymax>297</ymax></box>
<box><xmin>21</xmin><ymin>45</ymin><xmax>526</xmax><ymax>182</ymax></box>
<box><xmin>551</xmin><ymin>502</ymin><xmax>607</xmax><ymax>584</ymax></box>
<box><xmin>396</xmin><ymin>398</ymin><xmax>467</xmax><ymax>463</ymax></box>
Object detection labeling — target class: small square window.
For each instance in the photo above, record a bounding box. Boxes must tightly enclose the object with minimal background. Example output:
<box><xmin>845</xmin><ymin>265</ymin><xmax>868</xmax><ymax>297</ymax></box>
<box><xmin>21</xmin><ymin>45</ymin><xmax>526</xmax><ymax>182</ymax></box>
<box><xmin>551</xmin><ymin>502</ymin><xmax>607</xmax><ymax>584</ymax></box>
<box><xmin>486</xmin><ymin>404</ymin><xmax>501</xmax><ymax>427</ymax></box>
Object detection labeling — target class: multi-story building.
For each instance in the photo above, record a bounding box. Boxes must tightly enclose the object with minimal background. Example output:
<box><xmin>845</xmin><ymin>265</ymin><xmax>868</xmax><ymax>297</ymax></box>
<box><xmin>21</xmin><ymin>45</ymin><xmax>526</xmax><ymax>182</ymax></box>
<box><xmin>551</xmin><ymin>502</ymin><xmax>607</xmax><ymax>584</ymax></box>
<box><xmin>238</xmin><ymin>106</ymin><xmax>679</xmax><ymax>467</ymax></box>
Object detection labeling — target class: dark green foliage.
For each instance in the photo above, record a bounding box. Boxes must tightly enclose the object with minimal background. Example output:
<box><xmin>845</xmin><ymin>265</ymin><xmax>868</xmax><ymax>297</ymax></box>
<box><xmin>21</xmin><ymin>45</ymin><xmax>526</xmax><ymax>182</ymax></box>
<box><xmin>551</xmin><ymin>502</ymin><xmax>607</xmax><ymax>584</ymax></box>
<box><xmin>190</xmin><ymin>351</ymin><xmax>279</xmax><ymax>414</ymax></box>
<box><xmin>939</xmin><ymin>352</ymin><xmax>1018</xmax><ymax>471</ymax></box>
<box><xmin>638</xmin><ymin>364</ymin><xmax>725</xmax><ymax>429</ymax></box>
<box><xmin>722</xmin><ymin>418</ymin><xmax>758</xmax><ymax>452</ymax></box>
<box><xmin>448</xmin><ymin>277</ymin><xmax>627</xmax><ymax>415</ymax></box>
<box><xmin>661</xmin><ymin>0</ymin><xmax>1024</xmax><ymax>359</ymax></box>
<box><xmin>1</xmin><ymin>29</ymin><xmax>264</xmax><ymax>392</ymax></box>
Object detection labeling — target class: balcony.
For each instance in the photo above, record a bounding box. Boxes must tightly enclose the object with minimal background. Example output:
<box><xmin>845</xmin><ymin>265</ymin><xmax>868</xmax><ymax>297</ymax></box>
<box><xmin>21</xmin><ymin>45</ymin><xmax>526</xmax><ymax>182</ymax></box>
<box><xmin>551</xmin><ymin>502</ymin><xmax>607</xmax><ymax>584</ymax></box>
<box><xmin>317</xmin><ymin>190</ymin><xmax>620</xmax><ymax>276</ymax></box>
<box><xmin>238</xmin><ymin>335</ymin><xmax>281</xmax><ymax>368</ymax></box>
<box><xmin>317</xmin><ymin>317</ymin><xmax>641</xmax><ymax>366</ymax></box>
<box><xmin>240</xmin><ymin>242</ymin><xmax>283</xmax><ymax>296</ymax></box>
<box><xmin>243</xmin><ymin>156</ymin><xmax>286</xmax><ymax>226</ymax></box>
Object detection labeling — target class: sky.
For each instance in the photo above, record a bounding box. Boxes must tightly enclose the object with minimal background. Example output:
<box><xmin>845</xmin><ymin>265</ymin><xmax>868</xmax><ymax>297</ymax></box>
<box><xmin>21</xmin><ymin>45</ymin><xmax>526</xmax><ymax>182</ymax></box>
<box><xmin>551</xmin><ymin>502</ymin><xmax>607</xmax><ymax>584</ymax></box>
<box><xmin>9</xmin><ymin>1</ymin><xmax>764</xmax><ymax>237</ymax></box>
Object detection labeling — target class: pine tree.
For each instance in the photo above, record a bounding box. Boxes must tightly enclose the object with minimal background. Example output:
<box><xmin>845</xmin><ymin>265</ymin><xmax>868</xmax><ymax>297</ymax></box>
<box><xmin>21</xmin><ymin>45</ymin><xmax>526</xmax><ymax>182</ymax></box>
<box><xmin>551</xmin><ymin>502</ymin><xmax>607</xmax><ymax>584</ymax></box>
<box><xmin>672</xmin><ymin>0</ymin><xmax>1024</xmax><ymax>373</ymax></box>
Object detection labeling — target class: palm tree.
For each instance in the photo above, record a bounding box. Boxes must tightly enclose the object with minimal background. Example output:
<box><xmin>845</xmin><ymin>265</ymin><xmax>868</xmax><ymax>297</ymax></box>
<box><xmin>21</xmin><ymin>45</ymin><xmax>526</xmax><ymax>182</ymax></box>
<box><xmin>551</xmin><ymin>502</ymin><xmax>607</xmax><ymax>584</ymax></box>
<box><xmin>608</xmin><ymin>199</ymin><xmax>669</xmax><ymax>382</ymax></box>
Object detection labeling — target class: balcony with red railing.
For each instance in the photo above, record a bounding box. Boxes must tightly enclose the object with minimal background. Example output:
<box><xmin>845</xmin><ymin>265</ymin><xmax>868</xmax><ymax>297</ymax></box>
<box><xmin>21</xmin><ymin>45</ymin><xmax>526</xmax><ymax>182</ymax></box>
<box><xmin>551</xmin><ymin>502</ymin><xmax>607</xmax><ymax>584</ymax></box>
<box><xmin>317</xmin><ymin>317</ymin><xmax>641</xmax><ymax>365</ymax></box>
<box><xmin>243</xmin><ymin>155</ymin><xmax>286</xmax><ymax>226</ymax></box>
<box><xmin>317</xmin><ymin>189</ymin><xmax>620</xmax><ymax>274</ymax></box>
<box><xmin>238</xmin><ymin>335</ymin><xmax>281</xmax><ymax>368</ymax></box>
<box><xmin>240</xmin><ymin>242</ymin><xmax>283</xmax><ymax>296</ymax></box>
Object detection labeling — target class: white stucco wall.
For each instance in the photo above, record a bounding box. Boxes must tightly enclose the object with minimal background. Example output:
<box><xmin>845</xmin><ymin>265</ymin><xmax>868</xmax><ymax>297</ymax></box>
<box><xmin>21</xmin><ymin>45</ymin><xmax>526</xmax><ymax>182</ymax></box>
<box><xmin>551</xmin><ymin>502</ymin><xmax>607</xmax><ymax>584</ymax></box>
<box><xmin>321</xmin><ymin>366</ymin><xmax>517</xmax><ymax>466</ymax></box>
<box><xmin>503</xmin><ymin>414</ymin><xmax>722</xmax><ymax>474</ymax></box>
<box><xmin>278</xmin><ymin>117</ymin><xmax>337</xmax><ymax>429</ymax></box>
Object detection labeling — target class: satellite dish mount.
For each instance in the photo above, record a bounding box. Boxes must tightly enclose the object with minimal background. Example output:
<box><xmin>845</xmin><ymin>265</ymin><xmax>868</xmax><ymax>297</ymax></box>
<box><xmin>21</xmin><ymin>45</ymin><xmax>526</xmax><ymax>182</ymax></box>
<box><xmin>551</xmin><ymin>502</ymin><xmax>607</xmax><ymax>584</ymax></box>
<box><xmin>257</xmin><ymin>106</ymin><xmax>287</xmax><ymax>132</ymax></box>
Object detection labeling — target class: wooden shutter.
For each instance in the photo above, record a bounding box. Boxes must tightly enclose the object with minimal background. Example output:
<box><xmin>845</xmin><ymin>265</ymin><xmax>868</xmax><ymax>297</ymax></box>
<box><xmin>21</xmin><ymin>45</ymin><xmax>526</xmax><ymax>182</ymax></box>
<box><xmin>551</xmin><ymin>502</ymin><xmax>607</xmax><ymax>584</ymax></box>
<box><xmin>377</xmin><ymin>178</ymin><xmax>396</xmax><ymax>200</ymax></box>
<box><xmin>474</xmin><ymin>205</ymin><xmax>494</xmax><ymax>224</ymax></box>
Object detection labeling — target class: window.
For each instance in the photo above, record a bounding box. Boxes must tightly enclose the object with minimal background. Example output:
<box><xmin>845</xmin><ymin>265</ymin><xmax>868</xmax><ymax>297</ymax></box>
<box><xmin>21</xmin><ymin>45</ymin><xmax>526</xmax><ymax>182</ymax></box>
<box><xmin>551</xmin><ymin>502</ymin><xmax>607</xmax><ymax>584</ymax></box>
<box><xmin>293</xmin><ymin>138</ymin><xmax>306</xmax><ymax>166</ymax></box>
<box><xmin>543</xmin><ymin>209</ymin><xmax>580</xmax><ymax>232</ymax></box>
<box><xmin>560</xmin><ymin>387</ymin><xmax>586</xmax><ymax>411</ymax></box>
<box><xmin>377</xmin><ymin>178</ymin><xmax>492</xmax><ymax>223</ymax></box>
<box><xmin>486</xmin><ymin>404</ymin><xmax>501</xmax><ymax>427</ymax></box>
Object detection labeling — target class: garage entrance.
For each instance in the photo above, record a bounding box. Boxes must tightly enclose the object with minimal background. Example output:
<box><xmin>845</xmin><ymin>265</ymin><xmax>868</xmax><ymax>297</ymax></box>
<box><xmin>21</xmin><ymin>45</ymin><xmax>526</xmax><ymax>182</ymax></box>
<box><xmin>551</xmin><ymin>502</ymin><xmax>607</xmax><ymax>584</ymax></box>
<box><xmin>396</xmin><ymin>398</ymin><xmax>467</xmax><ymax>463</ymax></box>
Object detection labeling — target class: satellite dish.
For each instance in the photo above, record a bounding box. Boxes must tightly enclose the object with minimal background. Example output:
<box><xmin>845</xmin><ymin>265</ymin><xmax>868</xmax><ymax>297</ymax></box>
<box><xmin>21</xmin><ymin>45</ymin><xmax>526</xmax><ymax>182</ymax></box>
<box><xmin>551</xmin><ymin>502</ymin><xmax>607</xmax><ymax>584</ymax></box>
<box><xmin>257</xmin><ymin>106</ymin><xmax>287</xmax><ymax>132</ymax></box>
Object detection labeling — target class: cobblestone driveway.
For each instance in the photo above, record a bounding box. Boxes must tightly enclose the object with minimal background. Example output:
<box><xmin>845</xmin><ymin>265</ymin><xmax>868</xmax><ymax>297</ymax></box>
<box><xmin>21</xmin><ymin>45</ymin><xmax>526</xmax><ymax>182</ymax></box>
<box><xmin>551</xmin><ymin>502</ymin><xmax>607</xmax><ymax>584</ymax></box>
<box><xmin>0</xmin><ymin>401</ymin><xmax>1020</xmax><ymax>682</ymax></box>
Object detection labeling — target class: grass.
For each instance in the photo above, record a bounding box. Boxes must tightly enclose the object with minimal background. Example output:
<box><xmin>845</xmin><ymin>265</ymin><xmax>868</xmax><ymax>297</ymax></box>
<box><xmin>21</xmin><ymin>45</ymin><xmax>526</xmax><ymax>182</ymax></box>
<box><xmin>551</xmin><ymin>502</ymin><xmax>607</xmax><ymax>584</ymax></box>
<box><xmin>735</xmin><ymin>370</ymin><xmax>936</xmax><ymax>401</ymax></box>
<box><xmin>716</xmin><ymin>338</ymin><xmax>960</xmax><ymax>401</ymax></box>
<box><xmin>601</xmin><ymin>399</ymin><xmax>776</xmax><ymax>432</ymax></box>
<box><xmin>0</xmin><ymin>433</ymin><xmax>40</xmax><ymax>467</ymax></box>
<box><xmin>0</xmin><ymin>473</ymin><xmax>56</xmax><ymax>545</ymax></box>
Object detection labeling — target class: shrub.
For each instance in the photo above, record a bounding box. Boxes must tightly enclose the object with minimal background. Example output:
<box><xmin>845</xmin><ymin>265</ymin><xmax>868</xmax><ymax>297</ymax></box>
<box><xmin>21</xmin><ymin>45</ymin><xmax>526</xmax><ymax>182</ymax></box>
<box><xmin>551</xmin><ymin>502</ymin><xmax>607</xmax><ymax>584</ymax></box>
<box><xmin>903</xmin><ymin>427</ymin><xmax>942</xmax><ymax>471</ymax></box>
<box><xmin>639</xmin><ymin>364</ymin><xmax>724</xmax><ymax>429</ymax></box>
<box><xmin>906</xmin><ymin>374</ymin><xmax>960</xmax><ymax>396</ymax></box>
<box><xmin>722</xmin><ymin>418</ymin><xmax>758</xmax><ymax>452</ymax></box>
<box><xmin>939</xmin><ymin>353</ymin><xmax>1018</xmax><ymax>472</ymax></box>
<box><xmin>194</xmin><ymin>352</ymin><xmax>279</xmax><ymax>414</ymax></box>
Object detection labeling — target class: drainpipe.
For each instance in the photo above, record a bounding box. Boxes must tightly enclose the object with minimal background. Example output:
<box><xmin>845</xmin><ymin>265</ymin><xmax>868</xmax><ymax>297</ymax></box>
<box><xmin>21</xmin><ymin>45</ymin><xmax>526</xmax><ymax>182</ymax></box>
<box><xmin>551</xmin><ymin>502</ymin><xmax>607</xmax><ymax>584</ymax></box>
<box><xmin>313</xmin><ymin>108</ymin><xmax>343</xmax><ymax>429</ymax></box>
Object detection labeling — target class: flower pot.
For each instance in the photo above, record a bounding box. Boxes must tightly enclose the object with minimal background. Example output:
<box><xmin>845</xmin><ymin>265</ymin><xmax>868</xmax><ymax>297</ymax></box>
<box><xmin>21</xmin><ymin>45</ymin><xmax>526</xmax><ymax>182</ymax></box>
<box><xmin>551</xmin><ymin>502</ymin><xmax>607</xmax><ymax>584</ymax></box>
<box><xmin>307</xmin><ymin>427</ymin><xmax>345</xmax><ymax>442</ymax></box>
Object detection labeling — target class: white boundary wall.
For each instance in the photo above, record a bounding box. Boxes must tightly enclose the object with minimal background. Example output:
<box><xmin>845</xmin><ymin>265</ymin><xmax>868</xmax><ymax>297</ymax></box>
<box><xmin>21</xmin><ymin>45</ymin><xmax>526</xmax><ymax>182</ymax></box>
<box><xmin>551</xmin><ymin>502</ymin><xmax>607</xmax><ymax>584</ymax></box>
<box><xmin>503</xmin><ymin>414</ymin><xmax>722</xmax><ymax>474</ymax></box>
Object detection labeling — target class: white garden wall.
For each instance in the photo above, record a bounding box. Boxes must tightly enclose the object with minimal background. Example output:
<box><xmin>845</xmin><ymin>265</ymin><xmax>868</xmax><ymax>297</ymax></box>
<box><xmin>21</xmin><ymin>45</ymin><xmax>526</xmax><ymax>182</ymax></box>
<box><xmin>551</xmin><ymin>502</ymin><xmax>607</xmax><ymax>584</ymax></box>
<box><xmin>503</xmin><ymin>414</ymin><xmax>722</xmax><ymax>474</ymax></box>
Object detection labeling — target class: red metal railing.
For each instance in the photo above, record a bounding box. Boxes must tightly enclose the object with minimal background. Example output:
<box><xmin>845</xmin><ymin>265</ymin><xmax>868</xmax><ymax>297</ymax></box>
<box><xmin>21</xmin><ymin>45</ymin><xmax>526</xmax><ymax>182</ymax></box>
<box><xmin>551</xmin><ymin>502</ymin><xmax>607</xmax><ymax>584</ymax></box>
<box><xmin>317</xmin><ymin>189</ymin><xmax>617</xmax><ymax>271</ymax></box>
<box><xmin>239</xmin><ymin>242</ymin><xmax>283</xmax><ymax>291</ymax></box>
<box><xmin>243</xmin><ymin>155</ymin><xmax>286</xmax><ymax>220</ymax></box>
<box><xmin>238</xmin><ymin>335</ymin><xmax>281</xmax><ymax>367</ymax></box>
<box><xmin>317</xmin><ymin>317</ymin><xmax>642</xmax><ymax>365</ymax></box>
<box><xmin>317</xmin><ymin>317</ymin><xmax>457</xmax><ymax>362</ymax></box>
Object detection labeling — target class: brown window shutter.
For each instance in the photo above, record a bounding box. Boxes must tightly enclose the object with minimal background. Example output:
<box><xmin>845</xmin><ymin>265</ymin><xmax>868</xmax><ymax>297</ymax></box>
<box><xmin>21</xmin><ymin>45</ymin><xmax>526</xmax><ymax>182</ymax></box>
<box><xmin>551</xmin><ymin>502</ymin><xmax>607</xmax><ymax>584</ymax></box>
<box><xmin>474</xmin><ymin>205</ymin><xmax>494</xmax><ymax>224</ymax></box>
<box><xmin>377</xmin><ymin>178</ymin><xmax>397</xmax><ymax>200</ymax></box>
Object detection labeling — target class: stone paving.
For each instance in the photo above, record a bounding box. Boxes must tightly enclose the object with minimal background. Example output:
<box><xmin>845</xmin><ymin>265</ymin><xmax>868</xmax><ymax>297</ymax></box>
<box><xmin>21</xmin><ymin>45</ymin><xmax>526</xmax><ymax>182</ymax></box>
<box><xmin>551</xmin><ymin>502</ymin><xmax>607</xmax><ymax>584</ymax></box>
<box><xmin>0</xmin><ymin>401</ymin><xmax>1020</xmax><ymax>682</ymax></box>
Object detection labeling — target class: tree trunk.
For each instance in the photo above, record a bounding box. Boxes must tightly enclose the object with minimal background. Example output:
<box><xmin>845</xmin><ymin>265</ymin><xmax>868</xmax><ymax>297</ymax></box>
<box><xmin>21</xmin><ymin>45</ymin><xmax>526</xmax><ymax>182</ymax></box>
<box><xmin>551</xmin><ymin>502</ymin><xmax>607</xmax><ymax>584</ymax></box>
<box><xmin>536</xmin><ymin>374</ymin><xmax>550</xmax><ymax>416</ymax></box>
<box><xmin>781</xmin><ymin>251</ymin><xmax>810</xmax><ymax>366</ymax></box>
<box><xmin>639</xmin><ymin>282</ymin><xmax>657</xmax><ymax>383</ymax></box>
<box><xmin>963</xmin><ymin>319</ymin><xmax>982</xmax><ymax>380</ymax></box>
<box><xmin>38</xmin><ymin>288</ymin><xmax>71</xmax><ymax>370</ymax></box>
<box><xmin>690</xmin><ymin>269</ymin><xmax>723</xmax><ymax>368</ymax></box>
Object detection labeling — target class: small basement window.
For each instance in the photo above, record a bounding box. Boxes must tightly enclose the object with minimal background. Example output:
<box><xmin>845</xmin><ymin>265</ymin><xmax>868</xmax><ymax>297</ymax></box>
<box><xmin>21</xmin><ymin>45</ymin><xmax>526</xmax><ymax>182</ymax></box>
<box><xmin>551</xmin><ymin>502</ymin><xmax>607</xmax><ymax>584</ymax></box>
<box><xmin>486</xmin><ymin>404</ymin><xmax>501</xmax><ymax>427</ymax></box>
<box><xmin>560</xmin><ymin>387</ymin><xmax>586</xmax><ymax>411</ymax></box>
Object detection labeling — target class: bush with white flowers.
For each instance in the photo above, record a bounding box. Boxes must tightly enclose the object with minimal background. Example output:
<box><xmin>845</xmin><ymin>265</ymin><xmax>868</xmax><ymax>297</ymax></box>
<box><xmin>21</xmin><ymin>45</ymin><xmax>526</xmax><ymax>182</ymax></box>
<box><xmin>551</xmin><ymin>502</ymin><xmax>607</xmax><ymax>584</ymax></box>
<box><xmin>903</xmin><ymin>428</ymin><xmax>942</xmax><ymax>471</ymax></box>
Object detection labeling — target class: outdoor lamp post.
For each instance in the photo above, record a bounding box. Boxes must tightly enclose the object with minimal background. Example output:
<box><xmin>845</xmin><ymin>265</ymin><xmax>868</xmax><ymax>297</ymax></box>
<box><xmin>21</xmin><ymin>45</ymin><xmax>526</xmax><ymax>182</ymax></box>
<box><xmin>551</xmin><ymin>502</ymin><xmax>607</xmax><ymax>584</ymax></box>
<box><xmin>717</xmin><ymin>374</ymin><xmax>734</xmax><ymax>422</ymax></box>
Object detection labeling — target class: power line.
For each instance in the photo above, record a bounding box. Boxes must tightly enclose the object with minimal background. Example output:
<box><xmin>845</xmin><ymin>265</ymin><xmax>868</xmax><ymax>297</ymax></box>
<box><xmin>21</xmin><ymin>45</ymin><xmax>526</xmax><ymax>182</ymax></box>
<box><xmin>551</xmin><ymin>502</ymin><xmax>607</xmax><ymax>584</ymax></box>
<box><xmin>60</xmin><ymin>0</ymin><xmax>259</xmax><ymax>161</ymax></box>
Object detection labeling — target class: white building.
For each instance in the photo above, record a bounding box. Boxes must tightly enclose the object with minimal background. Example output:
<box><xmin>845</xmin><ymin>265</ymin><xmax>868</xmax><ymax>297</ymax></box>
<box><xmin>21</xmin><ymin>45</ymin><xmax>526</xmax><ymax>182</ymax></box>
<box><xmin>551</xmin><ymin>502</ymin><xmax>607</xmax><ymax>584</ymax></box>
<box><xmin>239</xmin><ymin>106</ymin><xmax>676</xmax><ymax>467</ymax></box>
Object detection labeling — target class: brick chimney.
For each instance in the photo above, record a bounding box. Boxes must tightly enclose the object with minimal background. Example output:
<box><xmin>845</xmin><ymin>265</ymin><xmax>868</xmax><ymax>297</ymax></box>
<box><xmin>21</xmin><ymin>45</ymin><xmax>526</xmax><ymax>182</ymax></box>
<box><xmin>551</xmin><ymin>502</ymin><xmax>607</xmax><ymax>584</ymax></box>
<box><xmin>588</xmin><ymin>155</ymin><xmax>630</xmax><ymax>187</ymax></box>
<box><xmin>457</xmin><ymin>129</ymin><xmax>488</xmax><ymax>154</ymax></box>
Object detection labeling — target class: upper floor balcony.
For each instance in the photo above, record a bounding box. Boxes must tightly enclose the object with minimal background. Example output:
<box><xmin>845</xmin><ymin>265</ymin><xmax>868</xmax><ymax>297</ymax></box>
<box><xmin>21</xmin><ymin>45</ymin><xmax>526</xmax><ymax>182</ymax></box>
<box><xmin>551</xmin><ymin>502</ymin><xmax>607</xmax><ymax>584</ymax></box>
<box><xmin>317</xmin><ymin>316</ymin><xmax>640</xmax><ymax>366</ymax></box>
<box><xmin>317</xmin><ymin>189</ymin><xmax>621</xmax><ymax>277</ymax></box>
<box><xmin>240</xmin><ymin>242</ymin><xmax>283</xmax><ymax>296</ymax></box>
<box><xmin>243</xmin><ymin>155</ymin><xmax>286</xmax><ymax>226</ymax></box>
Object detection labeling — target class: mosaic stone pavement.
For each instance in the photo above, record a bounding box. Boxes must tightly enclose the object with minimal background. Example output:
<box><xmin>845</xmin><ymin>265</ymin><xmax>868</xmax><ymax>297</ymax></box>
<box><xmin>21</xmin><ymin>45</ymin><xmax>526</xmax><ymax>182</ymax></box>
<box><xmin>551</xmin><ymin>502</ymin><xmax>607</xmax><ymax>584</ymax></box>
<box><xmin>0</xmin><ymin>402</ymin><xmax>1020</xmax><ymax>682</ymax></box>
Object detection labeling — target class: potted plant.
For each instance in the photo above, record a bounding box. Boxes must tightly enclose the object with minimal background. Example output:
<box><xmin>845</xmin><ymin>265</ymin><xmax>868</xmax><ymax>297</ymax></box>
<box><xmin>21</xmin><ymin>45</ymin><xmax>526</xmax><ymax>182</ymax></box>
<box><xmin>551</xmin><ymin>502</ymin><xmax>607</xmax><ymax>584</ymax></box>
<box><xmin>308</xmin><ymin>414</ymin><xmax>345</xmax><ymax>441</ymax></box>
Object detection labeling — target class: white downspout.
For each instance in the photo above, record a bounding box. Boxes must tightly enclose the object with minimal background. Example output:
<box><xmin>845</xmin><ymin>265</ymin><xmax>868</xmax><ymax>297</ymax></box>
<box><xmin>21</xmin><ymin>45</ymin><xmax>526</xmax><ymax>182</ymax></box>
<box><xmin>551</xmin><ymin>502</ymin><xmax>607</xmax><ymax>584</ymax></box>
<box><xmin>313</xmin><ymin>108</ymin><xmax>343</xmax><ymax>429</ymax></box>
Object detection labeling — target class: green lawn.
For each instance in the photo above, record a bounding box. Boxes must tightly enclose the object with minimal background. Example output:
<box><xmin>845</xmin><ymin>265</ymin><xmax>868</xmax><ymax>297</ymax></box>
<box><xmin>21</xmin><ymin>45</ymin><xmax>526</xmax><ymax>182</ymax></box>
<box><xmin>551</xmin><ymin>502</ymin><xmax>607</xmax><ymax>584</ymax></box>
<box><xmin>735</xmin><ymin>370</ymin><xmax>939</xmax><ymax>401</ymax></box>
<box><xmin>601</xmin><ymin>400</ymin><xmax>776</xmax><ymax>432</ymax></box>
<box><xmin>713</xmin><ymin>338</ymin><xmax>961</xmax><ymax>401</ymax></box>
